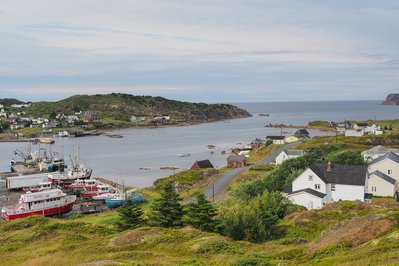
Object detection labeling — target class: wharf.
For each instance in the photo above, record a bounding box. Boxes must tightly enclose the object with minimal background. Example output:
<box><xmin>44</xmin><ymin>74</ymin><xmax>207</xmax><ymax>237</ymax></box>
<box><xmin>11</xmin><ymin>163</ymin><xmax>42</xmax><ymax>175</ymax></box>
<box><xmin>95</xmin><ymin>177</ymin><xmax>126</xmax><ymax>191</ymax></box>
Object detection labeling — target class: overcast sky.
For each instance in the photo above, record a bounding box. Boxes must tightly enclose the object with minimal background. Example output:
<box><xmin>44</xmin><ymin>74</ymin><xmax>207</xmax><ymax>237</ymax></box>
<box><xmin>0</xmin><ymin>1</ymin><xmax>398</xmax><ymax>102</ymax></box>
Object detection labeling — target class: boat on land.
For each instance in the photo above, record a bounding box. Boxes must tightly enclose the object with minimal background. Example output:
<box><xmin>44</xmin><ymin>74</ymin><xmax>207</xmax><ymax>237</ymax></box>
<box><xmin>1</xmin><ymin>189</ymin><xmax>76</xmax><ymax>220</ymax></box>
<box><xmin>81</xmin><ymin>184</ymin><xmax>113</xmax><ymax>199</ymax></box>
<box><xmin>65</xmin><ymin>179</ymin><xmax>97</xmax><ymax>194</ymax></box>
<box><xmin>48</xmin><ymin>164</ymin><xmax>92</xmax><ymax>185</ymax></box>
<box><xmin>105</xmin><ymin>190</ymin><xmax>145</xmax><ymax>208</ymax></box>
<box><xmin>22</xmin><ymin>181</ymin><xmax>52</xmax><ymax>193</ymax></box>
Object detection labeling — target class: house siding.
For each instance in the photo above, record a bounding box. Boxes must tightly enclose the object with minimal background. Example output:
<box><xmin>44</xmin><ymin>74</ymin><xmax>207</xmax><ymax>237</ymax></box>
<box><xmin>369</xmin><ymin>159</ymin><xmax>399</xmax><ymax>182</ymax></box>
<box><xmin>329</xmin><ymin>184</ymin><xmax>365</xmax><ymax>202</ymax></box>
<box><xmin>292</xmin><ymin>169</ymin><xmax>327</xmax><ymax>194</ymax></box>
<box><xmin>289</xmin><ymin>192</ymin><xmax>325</xmax><ymax>210</ymax></box>
<box><xmin>368</xmin><ymin>174</ymin><xmax>396</xmax><ymax>197</ymax></box>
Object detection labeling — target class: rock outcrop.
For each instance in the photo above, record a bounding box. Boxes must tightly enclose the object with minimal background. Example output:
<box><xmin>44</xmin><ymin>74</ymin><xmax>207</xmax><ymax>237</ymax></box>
<box><xmin>383</xmin><ymin>94</ymin><xmax>399</xmax><ymax>105</ymax></box>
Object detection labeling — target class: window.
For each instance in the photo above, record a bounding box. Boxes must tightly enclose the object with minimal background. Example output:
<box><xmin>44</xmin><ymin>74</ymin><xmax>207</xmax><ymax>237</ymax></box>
<box><xmin>315</xmin><ymin>184</ymin><xmax>320</xmax><ymax>190</ymax></box>
<box><xmin>388</xmin><ymin>169</ymin><xmax>393</xmax><ymax>175</ymax></box>
<box><xmin>372</xmin><ymin>186</ymin><xmax>377</xmax><ymax>192</ymax></box>
<box><xmin>308</xmin><ymin>175</ymin><xmax>313</xmax><ymax>181</ymax></box>
<box><xmin>331</xmin><ymin>184</ymin><xmax>336</xmax><ymax>191</ymax></box>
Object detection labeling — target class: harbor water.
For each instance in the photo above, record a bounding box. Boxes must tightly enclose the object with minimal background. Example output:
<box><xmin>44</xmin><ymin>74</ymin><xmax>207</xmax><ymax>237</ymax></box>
<box><xmin>0</xmin><ymin>100</ymin><xmax>397</xmax><ymax>187</ymax></box>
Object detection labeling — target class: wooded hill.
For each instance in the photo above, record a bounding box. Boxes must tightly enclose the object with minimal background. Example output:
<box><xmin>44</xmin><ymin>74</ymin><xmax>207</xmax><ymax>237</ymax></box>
<box><xmin>4</xmin><ymin>93</ymin><xmax>251</xmax><ymax>123</ymax></box>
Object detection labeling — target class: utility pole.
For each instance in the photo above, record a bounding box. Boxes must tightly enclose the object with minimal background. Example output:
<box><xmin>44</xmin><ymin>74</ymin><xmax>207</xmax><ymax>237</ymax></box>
<box><xmin>212</xmin><ymin>182</ymin><xmax>215</xmax><ymax>202</ymax></box>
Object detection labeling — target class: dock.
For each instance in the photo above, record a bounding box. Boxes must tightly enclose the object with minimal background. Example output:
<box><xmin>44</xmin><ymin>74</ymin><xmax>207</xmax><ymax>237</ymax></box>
<box><xmin>95</xmin><ymin>177</ymin><xmax>126</xmax><ymax>191</ymax></box>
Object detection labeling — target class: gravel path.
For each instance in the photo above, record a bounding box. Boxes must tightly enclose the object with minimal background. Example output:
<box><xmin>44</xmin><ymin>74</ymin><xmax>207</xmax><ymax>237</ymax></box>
<box><xmin>203</xmin><ymin>141</ymin><xmax>301</xmax><ymax>201</ymax></box>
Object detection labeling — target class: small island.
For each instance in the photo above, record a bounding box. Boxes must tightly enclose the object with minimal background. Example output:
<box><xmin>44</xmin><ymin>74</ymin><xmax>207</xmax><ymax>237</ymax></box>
<box><xmin>383</xmin><ymin>93</ymin><xmax>399</xmax><ymax>105</ymax></box>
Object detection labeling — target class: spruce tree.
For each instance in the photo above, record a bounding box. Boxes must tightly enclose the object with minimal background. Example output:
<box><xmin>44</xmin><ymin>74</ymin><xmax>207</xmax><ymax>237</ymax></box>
<box><xmin>116</xmin><ymin>199</ymin><xmax>143</xmax><ymax>230</ymax></box>
<box><xmin>149</xmin><ymin>181</ymin><xmax>183</xmax><ymax>227</ymax></box>
<box><xmin>183</xmin><ymin>192</ymin><xmax>219</xmax><ymax>232</ymax></box>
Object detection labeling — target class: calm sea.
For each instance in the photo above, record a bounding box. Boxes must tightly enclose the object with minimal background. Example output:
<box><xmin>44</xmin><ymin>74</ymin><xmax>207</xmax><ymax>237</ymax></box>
<box><xmin>0</xmin><ymin>100</ymin><xmax>397</xmax><ymax>187</ymax></box>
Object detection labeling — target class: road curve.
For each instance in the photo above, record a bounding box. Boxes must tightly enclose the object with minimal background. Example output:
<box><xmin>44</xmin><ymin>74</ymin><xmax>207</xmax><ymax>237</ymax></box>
<box><xmin>203</xmin><ymin>141</ymin><xmax>300</xmax><ymax>201</ymax></box>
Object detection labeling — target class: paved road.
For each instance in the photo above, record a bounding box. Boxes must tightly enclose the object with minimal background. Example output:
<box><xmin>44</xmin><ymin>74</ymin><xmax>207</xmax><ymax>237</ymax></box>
<box><xmin>203</xmin><ymin>141</ymin><xmax>300</xmax><ymax>201</ymax></box>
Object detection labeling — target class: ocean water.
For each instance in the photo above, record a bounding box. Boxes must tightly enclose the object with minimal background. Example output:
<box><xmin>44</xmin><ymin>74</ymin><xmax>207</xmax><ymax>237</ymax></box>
<box><xmin>0</xmin><ymin>100</ymin><xmax>397</xmax><ymax>187</ymax></box>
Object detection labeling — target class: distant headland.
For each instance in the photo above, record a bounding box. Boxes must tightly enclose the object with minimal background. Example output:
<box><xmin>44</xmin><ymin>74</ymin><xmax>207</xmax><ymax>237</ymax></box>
<box><xmin>383</xmin><ymin>93</ymin><xmax>399</xmax><ymax>105</ymax></box>
<box><xmin>0</xmin><ymin>93</ymin><xmax>252</xmax><ymax>137</ymax></box>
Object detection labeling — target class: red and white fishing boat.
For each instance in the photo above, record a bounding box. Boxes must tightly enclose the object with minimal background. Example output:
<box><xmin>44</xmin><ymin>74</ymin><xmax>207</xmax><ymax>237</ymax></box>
<box><xmin>1</xmin><ymin>189</ymin><xmax>76</xmax><ymax>220</ymax></box>
<box><xmin>22</xmin><ymin>181</ymin><xmax>52</xmax><ymax>193</ymax></box>
<box><xmin>65</xmin><ymin>179</ymin><xmax>97</xmax><ymax>192</ymax></box>
<box><xmin>48</xmin><ymin>164</ymin><xmax>92</xmax><ymax>185</ymax></box>
<box><xmin>81</xmin><ymin>185</ymin><xmax>113</xmax><ymax>199</ymax></box>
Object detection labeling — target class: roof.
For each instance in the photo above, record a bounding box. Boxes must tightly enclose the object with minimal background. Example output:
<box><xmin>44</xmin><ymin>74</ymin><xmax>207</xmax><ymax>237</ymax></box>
<box><xmin>227</xmin><ymin>155</ymin><xmax>247</xmax><ymax>162</ymax></box>
<box><xmin>282</xmin><ymin>187</ymin><xmax>292</xmax><ymax>194</ymax></box>
<box><xmin>193</xmin><ymin>159</ymin><xmax>214</xmax><ymax>169</ymax></box>
<box><xmin>285</xmin><ymin>150</ymin><xmax>304</xmax><ymax>156</ymax></box>
<box><xmin>289</xmin><ymin>188</ymin><xmax>327</xmax><ymax>198</ymax></box>
<box><xmin>369</xmin><ymin>170</ymin><xmax>397</xmax><ymax>185</ymax></box>
<box><xmin>369</xmin><ymin>152</ymin><xmax>399</xmax><ymax>165</ymax></box>
<box><xmin>361</xmin><ymin>145</ymin><xmax>390</xmax><ymax>156</ymax></box>
<box><xmin>295</xmin><ymin>129</ymin><xmax>310</xmax><ymax>135</ymax></box>
<box><xmin>356</xmin><ymin>123</ymin><xmax>369</xmax><ymax>127</ymax></box>
<box><xmin>266</xmin><ymin>136</ymin><xmax>285</xmax><ymax>140</ymax></box>
<box><xmin>309</xmin><ymin>163</ymin><xmax>368</xmax><ymax>186</ymax></box>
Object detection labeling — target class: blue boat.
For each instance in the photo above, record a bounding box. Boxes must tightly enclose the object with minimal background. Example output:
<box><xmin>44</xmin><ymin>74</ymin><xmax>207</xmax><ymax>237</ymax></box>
<box><xmin>105</xmin><ymin>193</ymin><xmax>144</xmax><ymax>208</ymax></box>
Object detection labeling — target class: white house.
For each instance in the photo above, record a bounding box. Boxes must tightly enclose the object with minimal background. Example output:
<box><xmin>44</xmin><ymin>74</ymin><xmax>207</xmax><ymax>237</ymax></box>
<box><xmin>345</xmin><ymin>129</ymin><xmax>365</xmax><ymax>137</ymax></box>
<box><xmin>287</xmin><ymin>163</ymin><xmax>370</xmax><ymax>210</ymax></box>
<box><xmin>266</xmin><ymin>136</ymin><xmax>286</xmax><ymax>145</ymax></box>
<box><xmin>364</xmin><ymin>124</ymin><xmax>383</xmax><ymax>135</ymax></box>
<box><xmin>368</xmin><ymin>171</ymin><xmax>397</xmax><ymax>197</ymax></box>
<box><xmin>353</xmin><ymin>123</ymin><xmax>369</xmax><ymax>130</ymax></box>
<box><xmin>361</xmin><ymin>146</ymin><xmax>399</xmax><ymax>162</ymax></box>
<box><xmin>368</xmin><ymin>152</ymin><xmax>399</xmax><ymax>183</ymax></box>
<box><xmin>275</xmin><ymin>150</ymin><xmax>304</xmax><ymax>165</ymax></box>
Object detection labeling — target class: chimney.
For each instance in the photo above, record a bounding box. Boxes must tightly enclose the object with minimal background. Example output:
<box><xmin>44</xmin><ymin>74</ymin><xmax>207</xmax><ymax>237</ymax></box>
<box><xmin>327</xmin><ymin>161</ymin><xmax>332</xmax><ymax>172</ymax></box>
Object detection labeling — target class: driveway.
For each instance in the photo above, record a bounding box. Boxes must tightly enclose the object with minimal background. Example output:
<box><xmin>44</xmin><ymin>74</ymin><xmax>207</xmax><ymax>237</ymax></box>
<box><xmin>203</xmin><ymin>141</ymin><xmax>300</xmax><ymax>201</ymax></box>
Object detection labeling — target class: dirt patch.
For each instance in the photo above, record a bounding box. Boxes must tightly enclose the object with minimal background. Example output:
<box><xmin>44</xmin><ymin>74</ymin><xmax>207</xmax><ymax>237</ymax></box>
<box><xmin>112</xmin><ymin>227</ymin><xmax>162</xmax><ymax>247</ymax></box>
<box><xmin>79</xmin><ymin>260</ymin><xmax>122</xmax><ymax>266</ymax></box>
<box><xmin>308</xmin><ymin>214</ymin><xmax>396</xmax><ymax>253</ymax></box>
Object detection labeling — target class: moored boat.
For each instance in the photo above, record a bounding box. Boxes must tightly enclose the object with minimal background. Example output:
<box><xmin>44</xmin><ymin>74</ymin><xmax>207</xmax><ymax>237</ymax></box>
<box><xmin>38</xmin><ymin>138</ymin><xmax>55</xmax><ymax>144</ymax></box>
<box><xmin>1</xmin><ymin>189</ymin><xmax>76</xmax><ymax>220</ymax></box>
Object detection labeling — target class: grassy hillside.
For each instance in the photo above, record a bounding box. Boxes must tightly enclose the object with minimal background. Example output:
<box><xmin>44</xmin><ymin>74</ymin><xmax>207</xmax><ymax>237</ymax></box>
<box><xmin>8</xmin><ymin>93</ymin><xmax>251</xmax><ymax>123</ymax></box>
<box><xmin>1</xmin><ymin>200</ymin><xmax>399</xmax><ymax>265</ymax></box>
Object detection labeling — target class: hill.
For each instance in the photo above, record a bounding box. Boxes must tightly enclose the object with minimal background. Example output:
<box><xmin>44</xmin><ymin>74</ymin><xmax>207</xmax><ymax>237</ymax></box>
<box><xmin>383</xmin><ymin>93</ymin><xmax>399</xmax><ymax>105</ymax></box>
<box><xmin>10</xmin><ymin>93</ymin><xmax>251</xmax><ymax>124</ymax></box>
<box><xmin>0</xmin><ymin>98</ymin><xmax>24</xmax><ymax>106</ymax></box>
<box><xmin>1</xmin><ymin>200</ymin><xmax>398</xmax><ymax>265</ymax></box>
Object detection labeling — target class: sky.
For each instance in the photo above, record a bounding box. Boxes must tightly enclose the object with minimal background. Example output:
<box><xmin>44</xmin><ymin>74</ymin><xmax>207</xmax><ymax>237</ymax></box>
<box><xmin>0</xmin><ymin>0</ymin><xmax>398</xmax><ymax>103</ymax></box>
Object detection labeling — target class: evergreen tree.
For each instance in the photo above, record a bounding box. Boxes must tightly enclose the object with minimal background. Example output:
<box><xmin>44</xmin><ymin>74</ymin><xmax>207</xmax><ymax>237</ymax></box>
<box><xmin>183</xmin><ymin>192</ymin><xmax>219</xmax><ymax>232</ymax></box>
<box><xmin>149</xmin><ymin>181</ymin><xmax>183</xmax><ymax>227</ymax></box>
<box><xmin>116</xmin><ymin>199</ymin><xmax>143</xmax><ymax>230</ymax></box>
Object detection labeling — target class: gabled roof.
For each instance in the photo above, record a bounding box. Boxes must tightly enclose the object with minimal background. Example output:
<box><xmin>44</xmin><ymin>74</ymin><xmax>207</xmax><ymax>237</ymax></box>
<box><xmin>285</xmin><ymin>150</ymin><xmax>304</xmax><ymax>156</ymax></box>
<box><xmin>295</xmin><ymin>129</ymin><xmax>310</xmax><ymax>135</ymax></box>
<box><xmin>361</xmin><ymin>145</ymin><xmax>391</xmax><ymax>155</ymax></box>
<box><xmin>266</xmin><ymin>136</ymin><xmax>285</xmax><ymax>140</ymax></box>
<box><xmin>194</xmin><ymin>159</ymin><xmax>214</xmax><ymax>169</ymax></box>
<box><xmin>309</xmin><ymin>163</ymin><xmax>367</xmax><ymax>186</ymax></box>
<box><xmin>227</xmin><ymin>155</ymin><xmax>247</xmax><ymax>162</ymax></box>
<box><xmin>289</xmin><ymin>188</ymin><xmax>327</xmax><ymax>198</ymax></box>
<box><xmin>369</xmin><ymin>170</ymin><xmax>396</xmax><ymax>185</ymax></box>
<box><xmin>369</xmin><ymin>152</ymin><xmax>399</xmax><ymax>165</ymax></box>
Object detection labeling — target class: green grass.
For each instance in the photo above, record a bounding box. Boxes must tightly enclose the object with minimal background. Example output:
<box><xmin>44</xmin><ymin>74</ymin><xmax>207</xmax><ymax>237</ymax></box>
<box><xmin>1</xmin><ymin>200</ymin><xmax>399</xmax><ymax>265</ymax></box>
<box><xmin>248</xmin><ymin>144</ymin><xmax>281</xmax><ymax>163</ymax></box>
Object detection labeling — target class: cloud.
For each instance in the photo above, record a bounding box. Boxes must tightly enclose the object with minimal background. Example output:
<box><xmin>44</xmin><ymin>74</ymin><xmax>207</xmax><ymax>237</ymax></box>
<box><xmin>0</xmin><ymin>0</ymin><xmax>398</xmax><ymax>102</ymax></box>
